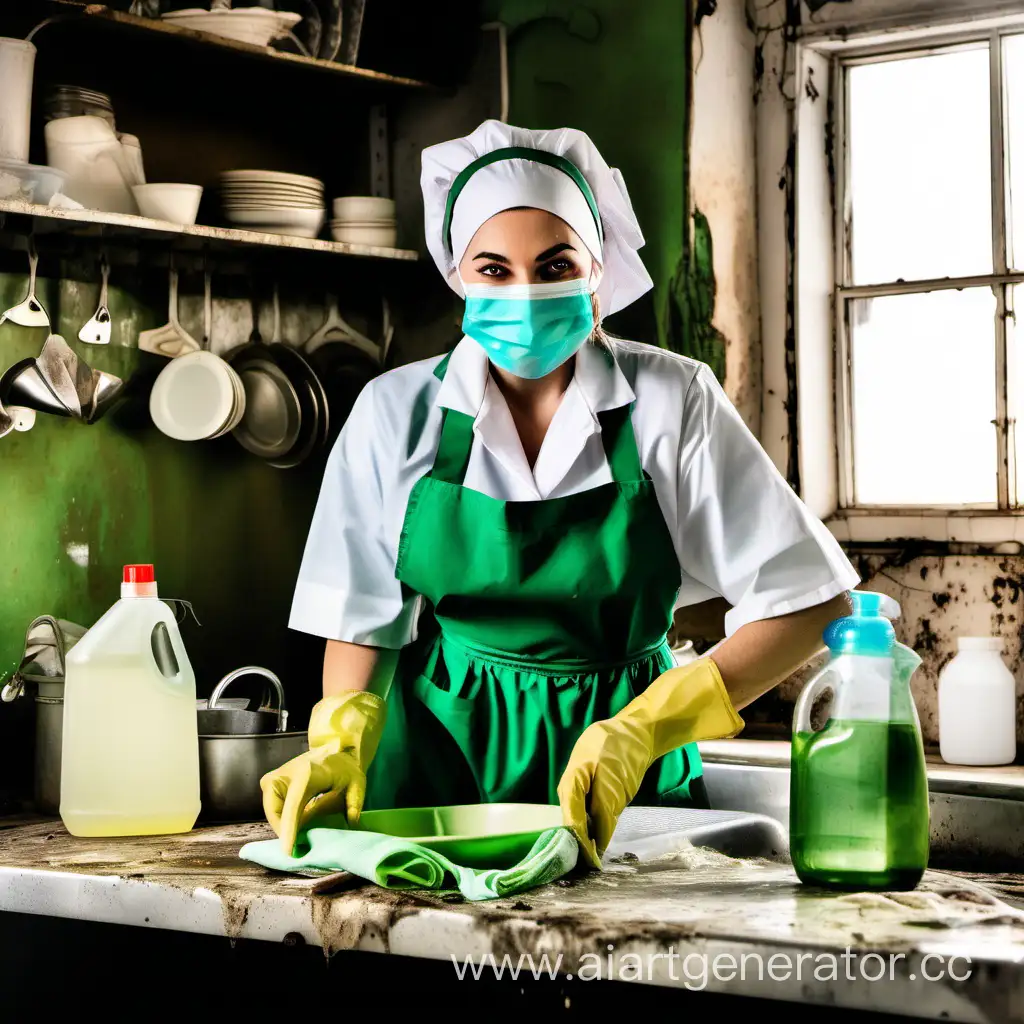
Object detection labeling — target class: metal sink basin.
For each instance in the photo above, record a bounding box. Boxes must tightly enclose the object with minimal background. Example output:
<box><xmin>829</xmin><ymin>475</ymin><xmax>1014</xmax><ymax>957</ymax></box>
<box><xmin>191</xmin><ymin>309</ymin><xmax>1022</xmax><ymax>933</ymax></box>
<box><xmin>700</xmin><ymin>744</ymin><xmax>1024</xmax><ymax>873</ymax></box>
<box><xmin>607</xmin><ymin>805</ymin><xmax>789</xmax><ymax>863</ymax></box>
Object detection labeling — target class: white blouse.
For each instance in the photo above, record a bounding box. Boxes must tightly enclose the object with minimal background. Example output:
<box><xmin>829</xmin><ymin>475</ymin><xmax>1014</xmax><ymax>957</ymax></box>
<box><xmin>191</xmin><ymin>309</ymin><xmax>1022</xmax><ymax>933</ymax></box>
<box><xmin>289</xmin><ymin>336</ymin><xmax>859</xmax><ymax>646</ymax></box>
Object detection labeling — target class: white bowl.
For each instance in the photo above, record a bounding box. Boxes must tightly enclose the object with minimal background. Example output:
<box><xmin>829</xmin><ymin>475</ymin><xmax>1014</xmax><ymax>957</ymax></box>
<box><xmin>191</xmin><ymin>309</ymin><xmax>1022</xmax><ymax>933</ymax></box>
<box><xmin>332</xmin><ymin>196</ymin><xmax>396</xmax><ymax>221</ymax></box>
<box><xmin>132</xmin><ymin>183</ymin><xmax>203</xmax><ymax>224</ymax></box>
<box><xmin>161</xmin><ymin>8</ymin><xmax>302</xmax><ymax>47</ymax></box>
<box><xmin>225</xmin><ymin>205</ymin><xmax>325</xmax><ymax>238</ymax></box>
<box><xmin>330</xmin><ymin>224</ymin><xmax>398</xmax><ymax>247</ymax></box>
<box><xmin>0</xmin><ymin>159</ymin><xmax>67</xmax><ymax>204</ymax></box>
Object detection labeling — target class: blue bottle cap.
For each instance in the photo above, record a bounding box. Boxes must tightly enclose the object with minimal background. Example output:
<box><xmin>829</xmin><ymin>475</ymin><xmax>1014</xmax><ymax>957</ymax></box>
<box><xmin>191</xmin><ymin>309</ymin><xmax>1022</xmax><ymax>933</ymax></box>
<box><xmin>823</xmin><ymin>590</ymin><xmax>900</xmax><ymax>657</ymax></box>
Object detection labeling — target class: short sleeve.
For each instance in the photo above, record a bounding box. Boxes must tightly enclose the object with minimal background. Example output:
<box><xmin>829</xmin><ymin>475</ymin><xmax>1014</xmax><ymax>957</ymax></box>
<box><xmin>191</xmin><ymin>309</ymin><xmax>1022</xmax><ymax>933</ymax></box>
<box><xmin>676</xmin><ymin>367</ymin><xmax>860</xmax><ymax>636</ymax></box>
<box><xmin>288</xmin><ymin>380</ymin><xmax>419</xmax><ymax>647</ymax></box>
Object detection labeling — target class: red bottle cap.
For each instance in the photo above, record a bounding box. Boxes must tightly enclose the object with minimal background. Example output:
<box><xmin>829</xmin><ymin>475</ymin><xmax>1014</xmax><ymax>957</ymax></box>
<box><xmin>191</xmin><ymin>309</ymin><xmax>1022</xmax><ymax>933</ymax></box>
<box><xmin>123</xmin><ymin>564</ymin><xmax>155</xmax><ymax>585</ymax></box>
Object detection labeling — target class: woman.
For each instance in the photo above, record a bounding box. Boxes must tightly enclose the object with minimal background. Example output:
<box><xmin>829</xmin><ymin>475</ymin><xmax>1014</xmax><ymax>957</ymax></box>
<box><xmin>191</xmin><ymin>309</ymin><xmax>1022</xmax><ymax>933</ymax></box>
<box><xmin>263</xmin><ymin>121</ymin><xmax>859</xmax><ymax>867</ymax></box>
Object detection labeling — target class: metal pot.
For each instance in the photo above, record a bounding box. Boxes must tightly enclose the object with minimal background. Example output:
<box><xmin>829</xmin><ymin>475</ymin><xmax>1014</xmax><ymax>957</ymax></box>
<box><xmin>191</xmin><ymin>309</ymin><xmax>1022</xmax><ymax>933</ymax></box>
<box><xmin>34</xmin><ymin>679</ymin><xmax>64</xmax><ymax>815</ymax></box>
<box><xmin>0</xmin><ymin>615</ymin><xmax>88</xmax><ymax>815</ymax></box>
<box><xmin>197</xmin><ymin>666</ymin><xmax>304</xmax><ymax>822</ymax></box>
<box><xmin>196</xmin><ymin>665</ymin><xmax>288</xmax><ymax>735</ymax></box>
<box><xmin>198</xmin><ymin>731</ymin><xmax>308</xmax><ymax>823</ymax></box>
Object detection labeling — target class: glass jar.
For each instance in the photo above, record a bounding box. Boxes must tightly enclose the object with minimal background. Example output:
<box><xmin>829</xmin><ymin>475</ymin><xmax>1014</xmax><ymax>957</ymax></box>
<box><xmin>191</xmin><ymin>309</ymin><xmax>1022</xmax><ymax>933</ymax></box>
<box><xmin>43</xmin><ymin>85</ymin><xmax>116</xmax><ymax>130</ymax></box>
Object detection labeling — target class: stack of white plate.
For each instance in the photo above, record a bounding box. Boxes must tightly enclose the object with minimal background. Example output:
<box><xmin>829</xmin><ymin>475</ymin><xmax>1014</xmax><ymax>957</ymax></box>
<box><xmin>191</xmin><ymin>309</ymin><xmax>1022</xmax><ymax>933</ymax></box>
<box><xmin>221</xmin><ymin>170</ymin><xmax>325</xmax><ymax>238</ymax></box>
<box><xmin>150</xmin><ymin>351</ymin><xmax>247</xmax><ymax>442</ymax></box>
<box><xmin>330</xmin><ymin>196</ymin><xmax>397</xmax><ymax>247</ymax></box>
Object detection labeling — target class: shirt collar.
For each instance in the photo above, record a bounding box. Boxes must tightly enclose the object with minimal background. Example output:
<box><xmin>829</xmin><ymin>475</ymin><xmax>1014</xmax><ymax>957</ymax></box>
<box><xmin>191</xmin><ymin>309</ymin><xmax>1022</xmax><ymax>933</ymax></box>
<box><xmin>434</xmin><ymin>336</ymin><xmax>636</xmax><ymax>422</ymax></box>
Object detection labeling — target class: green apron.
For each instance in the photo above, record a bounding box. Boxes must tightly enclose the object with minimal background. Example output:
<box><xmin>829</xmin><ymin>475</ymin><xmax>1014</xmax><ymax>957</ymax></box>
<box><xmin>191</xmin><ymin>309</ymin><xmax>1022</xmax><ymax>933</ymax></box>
<box><xmin>365</xmin><ymin>353</ymin><xmax>706</xmax><ymax>811</ymax></box>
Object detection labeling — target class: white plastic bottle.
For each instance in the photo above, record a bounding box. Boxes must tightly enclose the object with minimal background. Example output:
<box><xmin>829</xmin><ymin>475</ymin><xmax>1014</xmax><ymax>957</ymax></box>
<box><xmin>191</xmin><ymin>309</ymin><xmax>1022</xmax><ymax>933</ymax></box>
<box><xmin>60</xmin><ymin>564</ymin><xmax>201</xmax><ymax>836</ymax></box>
<box><xmin>938</xmin><ymin>637</ymin><xmax>1017</xmax><ymax>767</ymax></box>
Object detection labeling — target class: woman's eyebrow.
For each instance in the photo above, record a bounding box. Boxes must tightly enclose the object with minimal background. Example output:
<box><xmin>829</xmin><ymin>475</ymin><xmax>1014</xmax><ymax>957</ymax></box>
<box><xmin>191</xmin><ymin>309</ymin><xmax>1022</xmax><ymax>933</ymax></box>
<box><xmin>535</xmin><ymin>243</ymin><xmax>576</xmax><ymax>262</ymax></box>
<box><xmin>473</xmin><ymin>251</ymin><xmax>509</xmax><ymax>263</ymax></box>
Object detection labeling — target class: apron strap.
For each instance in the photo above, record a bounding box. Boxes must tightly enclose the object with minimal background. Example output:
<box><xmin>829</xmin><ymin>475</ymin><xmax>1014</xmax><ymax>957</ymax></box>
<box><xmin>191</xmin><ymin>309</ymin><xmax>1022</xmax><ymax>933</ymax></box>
<box><xmin>597</xmin><ymin>404</ymin><xmax>643</xmax><ymax>483</ymax></box>
<box><xmin>433</xmin><ymin>350</ymin><xmax>454</xmax><ymax>381</ymax></box>
<box><xmin>431</xmin><ymin>407</ymin><xmax>475</xmax><ymax>484</ymax></box>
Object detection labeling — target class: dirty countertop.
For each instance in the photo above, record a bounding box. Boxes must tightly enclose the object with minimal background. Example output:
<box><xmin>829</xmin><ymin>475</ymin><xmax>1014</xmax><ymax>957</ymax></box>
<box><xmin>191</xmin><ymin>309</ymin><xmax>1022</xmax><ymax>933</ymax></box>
<box><xmin>0</xmin><ymin>818</ymin><xmax>1021</xmax><ymax>1022</ymax></box>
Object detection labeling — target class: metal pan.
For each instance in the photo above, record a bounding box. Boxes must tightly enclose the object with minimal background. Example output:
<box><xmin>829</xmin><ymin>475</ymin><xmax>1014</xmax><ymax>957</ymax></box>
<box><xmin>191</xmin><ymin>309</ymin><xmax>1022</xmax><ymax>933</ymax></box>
<box><xmin>229</xmin><ymin>294</ymin><xmax>303</xmax><ymax>461</ymax></box>
<box><xmin>304</xmin><ymin>339</ymin><xmax>380</xmax><ymax>446</ymax></box>
<box><xmin>267</xmin><ymin>341</ymin><xmax>328</xmax><ymax>469</ymax></box>
<box><xmin>231</xmin><ymin>355</ymin><xmax>303</xmax><ymax>459</ymax></box>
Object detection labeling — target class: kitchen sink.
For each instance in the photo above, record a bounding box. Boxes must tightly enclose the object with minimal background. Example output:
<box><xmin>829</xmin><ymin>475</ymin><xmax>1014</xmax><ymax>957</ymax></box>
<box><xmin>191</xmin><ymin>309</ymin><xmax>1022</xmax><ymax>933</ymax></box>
<box><xmin>700</xmin><ymin>744</ymin><xmax>1024</xmax><ymax>874</ymax></box>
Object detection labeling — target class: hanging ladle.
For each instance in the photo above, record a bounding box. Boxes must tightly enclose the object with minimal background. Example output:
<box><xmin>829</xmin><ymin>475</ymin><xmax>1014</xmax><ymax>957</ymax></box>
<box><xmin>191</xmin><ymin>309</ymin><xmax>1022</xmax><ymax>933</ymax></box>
<box><xmin>138</xmin><ymin>264</ymin><xmax>200</xmax><ymax>359</ymax></box>
<box><xmin>0</xmin><ymin>247</ymin><xmax>50</xmax><ymax>329</ymax></box>
<box><xmin>78</xmin><ymin>255</ymin><xmax>111</xmax><ymax>346</ymax></box>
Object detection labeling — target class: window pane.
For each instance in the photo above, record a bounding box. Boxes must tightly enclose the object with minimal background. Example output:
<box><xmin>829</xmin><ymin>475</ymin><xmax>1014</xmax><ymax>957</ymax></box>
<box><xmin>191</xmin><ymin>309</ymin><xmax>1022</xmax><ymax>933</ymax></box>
<box><xmin>848</xmin><ymin>49</ymin><xmax>992</xmax><ymax>285</ymax></box>
<box><xmin>1002</xmin><ymin>35</ymin><xmax>1024</xmax><ymax>271</ymax></box>
<box><xmin>1008</xmin><ymin>285</ymin><xmax>1024</xmax><ymax>505</ymax></box>
<box><xmin>850</xmin><ymin>289</ymin><xmax>997</xmax><ymax>505</ymax></box>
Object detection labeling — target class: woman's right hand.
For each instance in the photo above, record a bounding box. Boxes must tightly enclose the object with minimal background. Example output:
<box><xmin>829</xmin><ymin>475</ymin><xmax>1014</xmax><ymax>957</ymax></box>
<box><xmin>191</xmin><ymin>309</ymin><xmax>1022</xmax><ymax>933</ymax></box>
<box><xmin>260</xmin><ymin>739</ymin><xmax>368</xmax><ymax>856</ymax></box>
<box><xmin>260</xmin><ymin>689</ymin><xmax>387</xmax><ymax>855</ymax></box>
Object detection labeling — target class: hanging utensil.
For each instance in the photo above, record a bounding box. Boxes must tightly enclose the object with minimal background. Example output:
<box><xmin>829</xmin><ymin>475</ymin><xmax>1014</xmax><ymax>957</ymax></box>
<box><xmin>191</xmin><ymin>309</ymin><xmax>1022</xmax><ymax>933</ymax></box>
<box><xmin>37</xmin><ymin>333</ymin><xmax>123</xmax><ymax>424</ymax></box>
<box><xmin>230</xmin><ymin>287</ymin><xmax>303</xmax><ymax>461</ymax></box>
<box><xmin>0</xmin><ymin>358</ymin><xmax>72</xmax><ymax>418</ymax></box>
<box><xmin>266</xmin><ymin>282</ymin><xmax>328</xmax><ymax>468</ymax></box>
<box><xmin>0</xmin><ymin>247</ymin><xmax>49</xmax><ymax>328</ymax></box>
<box><xmin>0</xmin><ymin>396</ymin><xmax>15</xmax><ymax>439</ymax></box>
<box><xmin>305</xmin><ymin>293</ymin><xmax>383</xmax><ymax>362</ymax></box>
<box><xmin>138</xmin><ymin>265</ymin><xmax>201</xmax><ymax>359</ymax></box>
<box><xmin>78</xmin><ymin>255</ymin><xmax>111</xmax><ymax>346</ymax></box>
<box><xmin>149</xmin><ymin>267</ymin><xmax>245</xmax><ymax>443</ymax></box>
<box><xmin>320</xmin><ymin>0</ymin><xmax>343</xmax><ymax>60</ymax></box>
<box><xmin>0</xmin><ymin>334</ymin><xmax>123</xmax><ymax>424</ymax></box>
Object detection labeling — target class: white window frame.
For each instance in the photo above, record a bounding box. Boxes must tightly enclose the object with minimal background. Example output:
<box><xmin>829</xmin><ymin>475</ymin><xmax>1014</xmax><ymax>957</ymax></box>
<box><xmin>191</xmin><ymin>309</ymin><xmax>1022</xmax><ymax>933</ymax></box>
<box><xmin>791</xmin><ymin>5</ymin><xmax>1024</xmax><ymax>545</ymax></box>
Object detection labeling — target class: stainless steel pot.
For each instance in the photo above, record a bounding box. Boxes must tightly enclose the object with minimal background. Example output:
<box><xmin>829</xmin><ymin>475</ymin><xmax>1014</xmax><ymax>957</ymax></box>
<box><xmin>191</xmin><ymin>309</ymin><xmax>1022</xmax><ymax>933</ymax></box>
<box><xmin>0</xmin><ymin>615</ymin><xmax>88</xmax><ymax>815</ymax></box>
<box><xmin>198</xmin><ymin>731</ymin><xmax>308</xmax><ymax>823</ymax></box>
<box><xmin>34</xmin><ymin>680</ymin><xmax>63</xmax><ymax>815</ymax></box>
<box><xmin>197</xmin><ymin>666</ymin><xmax>305</xmax><ymax>822</ymax></box>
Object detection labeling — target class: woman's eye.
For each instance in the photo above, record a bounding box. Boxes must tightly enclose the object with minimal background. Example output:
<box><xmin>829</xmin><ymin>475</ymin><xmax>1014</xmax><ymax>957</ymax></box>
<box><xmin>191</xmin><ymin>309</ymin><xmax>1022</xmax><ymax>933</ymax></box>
<box><xmin>540</xmin><ymin>259</ymin><xmax>577</xmax><ymax>280</ymax></box>
<box><xmin>478</xmin><ymin>264</ymin><xmax>508</xmax><ymax>278</ymax></box>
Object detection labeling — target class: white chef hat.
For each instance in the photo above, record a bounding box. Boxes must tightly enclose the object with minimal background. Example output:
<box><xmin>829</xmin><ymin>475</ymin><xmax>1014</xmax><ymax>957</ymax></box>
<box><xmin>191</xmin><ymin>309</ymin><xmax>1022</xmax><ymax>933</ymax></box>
<box><xmin>421</xmin><ymin>120</ymin><xmax>654</xmax><ymax>317</ymax></box>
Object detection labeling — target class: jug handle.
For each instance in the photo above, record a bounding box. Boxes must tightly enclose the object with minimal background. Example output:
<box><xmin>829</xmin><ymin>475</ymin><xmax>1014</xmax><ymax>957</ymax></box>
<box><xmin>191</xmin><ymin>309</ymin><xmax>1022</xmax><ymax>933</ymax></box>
<box><xmin>793</xmin><ymin>666</ymin><xmax>837</xmax><ymax>735</ymax></box>
<box><xmin>149</xmin><ymin>607</ymin><xmax>190</xmax><ymax>693</ymax></box>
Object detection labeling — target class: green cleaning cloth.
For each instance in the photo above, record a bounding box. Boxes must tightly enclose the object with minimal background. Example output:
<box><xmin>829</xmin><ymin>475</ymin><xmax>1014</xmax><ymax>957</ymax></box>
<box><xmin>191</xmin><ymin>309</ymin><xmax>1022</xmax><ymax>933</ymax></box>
<box><xmin>239</xmin><ymin>826</ymin><xmax>578</xmax><ymax>902</ymax></box>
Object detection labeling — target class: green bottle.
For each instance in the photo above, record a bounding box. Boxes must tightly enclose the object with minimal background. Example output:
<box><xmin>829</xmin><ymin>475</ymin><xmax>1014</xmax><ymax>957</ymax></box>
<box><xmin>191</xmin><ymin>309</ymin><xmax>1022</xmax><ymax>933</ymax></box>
<box><xmin>790</xmin><ymin>591</ymin><xmax>929</xmax><ymax>890</ymax></box>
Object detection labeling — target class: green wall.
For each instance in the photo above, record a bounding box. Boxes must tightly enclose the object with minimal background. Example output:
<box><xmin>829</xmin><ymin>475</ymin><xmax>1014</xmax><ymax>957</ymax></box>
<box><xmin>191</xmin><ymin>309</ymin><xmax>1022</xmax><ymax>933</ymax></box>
<box><xmin>484</xmin><ymin>0</ymin><xmax>691</xmax><ymax>349</ymax></box>
<box><xmin>0</xmin><ymin>267</ymin><xmax>327</xmax><ymax>803</ymax></box>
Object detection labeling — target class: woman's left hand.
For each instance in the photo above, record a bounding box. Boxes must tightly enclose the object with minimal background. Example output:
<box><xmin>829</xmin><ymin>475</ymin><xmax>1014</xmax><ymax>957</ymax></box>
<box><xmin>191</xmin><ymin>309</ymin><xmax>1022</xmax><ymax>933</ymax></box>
<box><xmin>557</xmin><ymin>656</ymin><xmax>746</xmax><ymax>869</ymax></box>
<box><xmin>557</xmin><ymin>717</ymin><xmax>654</xmax><ymax>869</ymax></box>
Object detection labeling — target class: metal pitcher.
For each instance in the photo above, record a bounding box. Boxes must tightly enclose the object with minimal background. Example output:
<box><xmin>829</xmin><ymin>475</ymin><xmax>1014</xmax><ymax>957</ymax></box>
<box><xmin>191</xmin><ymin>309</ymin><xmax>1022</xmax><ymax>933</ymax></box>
<box><xmin>1</xmin><ymin>615</ymin><xmax>88</xmax><ymax>815</ymax></box>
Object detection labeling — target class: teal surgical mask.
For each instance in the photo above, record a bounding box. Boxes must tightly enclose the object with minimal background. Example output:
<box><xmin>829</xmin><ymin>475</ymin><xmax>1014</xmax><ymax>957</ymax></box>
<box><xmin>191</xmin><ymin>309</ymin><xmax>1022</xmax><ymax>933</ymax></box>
<box><xmin>461</xmin><ymin>278</ymin><xmax>595</xmax><ymax>379</ymax></box>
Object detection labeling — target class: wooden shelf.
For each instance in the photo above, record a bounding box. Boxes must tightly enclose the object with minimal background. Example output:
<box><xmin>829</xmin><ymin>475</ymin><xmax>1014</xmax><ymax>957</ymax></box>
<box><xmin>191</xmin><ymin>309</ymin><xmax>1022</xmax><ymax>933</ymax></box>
<box><xmin>0</xmin><ymin>198</ymin><xmax>419</xmax><ymax>262</ymax></box>
<box><xmin>28</xmin><ymin>1</ymin><xmax>436</xmax><ymax>92</ymax></box>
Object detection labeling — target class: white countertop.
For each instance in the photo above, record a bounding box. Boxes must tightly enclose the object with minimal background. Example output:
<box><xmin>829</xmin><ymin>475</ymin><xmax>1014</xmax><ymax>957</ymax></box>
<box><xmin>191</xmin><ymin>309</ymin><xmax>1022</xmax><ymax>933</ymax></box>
<box><xmin>0</xmin><ymin>820</ymin><xmax>1021</xmax><ymax>1022</ymax></box>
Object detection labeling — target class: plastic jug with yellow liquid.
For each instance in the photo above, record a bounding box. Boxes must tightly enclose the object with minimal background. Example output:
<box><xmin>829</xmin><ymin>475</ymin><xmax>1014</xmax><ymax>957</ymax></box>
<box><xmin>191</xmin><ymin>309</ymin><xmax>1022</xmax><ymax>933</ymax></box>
<box><xmin>60</xmin><ymin>564</ymin><xmax>200</xmax><ymax>836</ymax></box>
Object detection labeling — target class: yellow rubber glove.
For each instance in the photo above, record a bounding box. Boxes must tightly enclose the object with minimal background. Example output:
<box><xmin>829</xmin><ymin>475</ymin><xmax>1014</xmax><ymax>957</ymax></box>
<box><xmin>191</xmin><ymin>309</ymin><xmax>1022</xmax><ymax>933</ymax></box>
<box><xmin>557</xmin><ymin>658</ymin><xmax>744</xmax><ymax>869</ymax></box>
<box><xmin>261</xmin><ymin>690</ymin><xmax>386</xmax><ymax>855</ymax></box>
